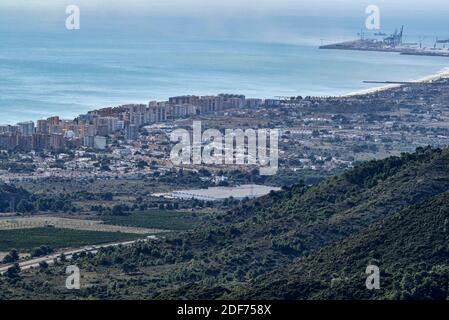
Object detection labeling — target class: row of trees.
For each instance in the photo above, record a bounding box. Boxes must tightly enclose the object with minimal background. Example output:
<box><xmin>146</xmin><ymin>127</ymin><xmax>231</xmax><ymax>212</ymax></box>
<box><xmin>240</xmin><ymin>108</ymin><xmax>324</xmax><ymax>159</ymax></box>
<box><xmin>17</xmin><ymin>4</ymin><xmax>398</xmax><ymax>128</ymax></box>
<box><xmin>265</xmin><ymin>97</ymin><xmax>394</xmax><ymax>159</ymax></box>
<box><xmin>14</xmin><ymin>198</ymin><xmax>74</xmax><ymax>213</ymax></box>
<box><xmin>2</xmin><ymin>245</ymin><xmax>54</xmax><ymax>264</ymax></box>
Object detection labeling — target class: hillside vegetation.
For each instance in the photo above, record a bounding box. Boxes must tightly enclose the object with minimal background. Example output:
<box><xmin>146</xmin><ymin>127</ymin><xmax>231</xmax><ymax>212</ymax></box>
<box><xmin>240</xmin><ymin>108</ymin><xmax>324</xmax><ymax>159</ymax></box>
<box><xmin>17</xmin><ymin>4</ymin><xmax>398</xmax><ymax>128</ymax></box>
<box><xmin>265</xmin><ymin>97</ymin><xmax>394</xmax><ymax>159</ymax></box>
<box><xmin>233</xmin><ymin>190</ymin><xmax>449</xmax><ymax>299</ymax></box>
<box><xmin>2</xmin><ymin>146</ymin><xmax>449</xmax><ymax>300</ymax></box>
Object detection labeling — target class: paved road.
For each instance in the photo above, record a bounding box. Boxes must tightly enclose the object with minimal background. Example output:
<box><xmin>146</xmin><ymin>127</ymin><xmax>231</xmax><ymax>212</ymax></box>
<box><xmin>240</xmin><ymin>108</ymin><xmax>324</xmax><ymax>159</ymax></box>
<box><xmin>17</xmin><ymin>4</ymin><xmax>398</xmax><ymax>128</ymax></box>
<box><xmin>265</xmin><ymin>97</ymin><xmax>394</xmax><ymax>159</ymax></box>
<box><xmin>0</xmin><ymin>236</ymin><xmax>157</xmax><ymax>274</ymax></box>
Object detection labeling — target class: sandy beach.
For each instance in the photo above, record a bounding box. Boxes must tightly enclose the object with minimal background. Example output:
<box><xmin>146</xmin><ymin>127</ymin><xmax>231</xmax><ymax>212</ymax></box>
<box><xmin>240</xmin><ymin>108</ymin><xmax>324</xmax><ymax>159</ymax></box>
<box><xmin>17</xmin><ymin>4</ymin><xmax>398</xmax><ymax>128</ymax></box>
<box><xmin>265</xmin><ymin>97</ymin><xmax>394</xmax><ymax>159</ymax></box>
<box><xmin>344</xmin><ymin>67</ymin><xmax>449</xmax><ymax>97</ymax></box>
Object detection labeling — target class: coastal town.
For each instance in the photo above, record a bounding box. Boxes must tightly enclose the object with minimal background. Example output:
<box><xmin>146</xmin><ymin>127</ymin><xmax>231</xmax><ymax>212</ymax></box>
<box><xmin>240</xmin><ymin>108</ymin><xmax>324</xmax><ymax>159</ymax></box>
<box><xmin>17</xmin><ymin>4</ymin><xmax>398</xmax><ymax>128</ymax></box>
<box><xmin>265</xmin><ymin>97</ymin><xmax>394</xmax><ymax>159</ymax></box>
<box><xmin>1</xmin><ymin>74</ymin><xmax>449</xmax><ymax>187</ymax></box>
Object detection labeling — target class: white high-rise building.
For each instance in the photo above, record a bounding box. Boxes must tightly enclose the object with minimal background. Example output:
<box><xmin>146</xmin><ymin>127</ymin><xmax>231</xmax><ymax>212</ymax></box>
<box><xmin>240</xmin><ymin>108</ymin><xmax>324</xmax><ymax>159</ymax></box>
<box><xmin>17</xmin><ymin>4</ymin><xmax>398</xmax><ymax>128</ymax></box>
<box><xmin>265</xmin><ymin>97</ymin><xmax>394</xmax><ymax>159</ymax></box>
<box><xmin>17</xmin><ymin>121</ymin><xmax>35</xmax><ymax>135</ymax></box>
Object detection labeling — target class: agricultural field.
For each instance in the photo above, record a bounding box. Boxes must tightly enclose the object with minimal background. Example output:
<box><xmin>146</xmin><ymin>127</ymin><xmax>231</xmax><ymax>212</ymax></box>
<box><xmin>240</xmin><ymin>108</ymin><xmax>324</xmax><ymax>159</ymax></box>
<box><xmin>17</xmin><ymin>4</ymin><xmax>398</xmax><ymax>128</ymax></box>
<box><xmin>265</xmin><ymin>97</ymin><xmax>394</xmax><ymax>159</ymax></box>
<box><xmin>100</xmin><ymin>210</ymin><xmax>202</xmax><ymax>230</ymax></box>
<box><xmin>0</xmin><ymin>211</ymin><xmax>201</xmax><ymax>255</ymax></box>
<box><xmin>0</xmin><ymin>216</ymin><xmax>164</xmax><ymax>234</ymax></box>
<box><xmin>0</xmin><ymin>227</ymin><xmax>142</xmax><ymax>252</ymax></box>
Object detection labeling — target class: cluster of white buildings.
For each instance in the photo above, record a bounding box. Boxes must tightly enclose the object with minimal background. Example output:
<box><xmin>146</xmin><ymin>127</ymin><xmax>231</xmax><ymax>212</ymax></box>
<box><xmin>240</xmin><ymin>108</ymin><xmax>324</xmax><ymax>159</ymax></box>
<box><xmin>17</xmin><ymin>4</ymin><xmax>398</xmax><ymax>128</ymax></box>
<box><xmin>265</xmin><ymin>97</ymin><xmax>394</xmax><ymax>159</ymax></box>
<box><xmin>0</xmin><ymin>93</ymin><xmax>275</xmax><ymax>153</ymax></box>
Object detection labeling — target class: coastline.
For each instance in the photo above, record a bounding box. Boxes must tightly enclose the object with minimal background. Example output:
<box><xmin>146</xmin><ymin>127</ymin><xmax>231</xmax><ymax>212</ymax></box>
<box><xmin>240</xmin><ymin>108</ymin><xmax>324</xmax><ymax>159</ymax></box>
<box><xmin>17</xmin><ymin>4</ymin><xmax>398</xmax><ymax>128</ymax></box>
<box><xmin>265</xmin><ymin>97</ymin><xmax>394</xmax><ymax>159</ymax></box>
<box><xmin>343</xmin><ymin>67</ymin><xmax>449</xmax><ymax>97</ymax></box>
<box><xmin>2</xmin><ymin>67</ymin><xmax>449</xmax><ymax>126</ymax></box>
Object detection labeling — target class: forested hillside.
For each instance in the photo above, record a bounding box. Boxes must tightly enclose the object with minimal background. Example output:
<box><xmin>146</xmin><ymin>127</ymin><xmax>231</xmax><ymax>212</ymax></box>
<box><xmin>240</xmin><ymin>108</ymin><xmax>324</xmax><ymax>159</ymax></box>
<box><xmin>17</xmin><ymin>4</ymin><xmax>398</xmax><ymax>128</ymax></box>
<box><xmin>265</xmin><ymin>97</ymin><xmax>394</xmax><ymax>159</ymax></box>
<box><xmin>233</xmin><ymin>190</ymin><xmax>449</xmax><ymax>299</ymax></box>
<box><xmin>154</xmin><ymin>146</ymin><xmax>449</xmax><ymax>299</ymax></box>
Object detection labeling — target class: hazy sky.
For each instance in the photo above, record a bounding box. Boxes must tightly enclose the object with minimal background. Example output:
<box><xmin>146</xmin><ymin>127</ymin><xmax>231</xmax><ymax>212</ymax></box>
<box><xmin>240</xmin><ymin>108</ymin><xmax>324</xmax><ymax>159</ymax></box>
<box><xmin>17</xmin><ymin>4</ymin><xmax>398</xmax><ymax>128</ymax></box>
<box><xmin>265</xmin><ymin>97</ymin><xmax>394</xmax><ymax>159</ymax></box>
<box><xmin>2</xmin><ymin>0</ymin><xmax>448</xmax><ymax>14</ymax></box>
<box><xmin>1</xmin><ymin>0</ymin><xmax>447</xmax><ymax>43</ymax></box>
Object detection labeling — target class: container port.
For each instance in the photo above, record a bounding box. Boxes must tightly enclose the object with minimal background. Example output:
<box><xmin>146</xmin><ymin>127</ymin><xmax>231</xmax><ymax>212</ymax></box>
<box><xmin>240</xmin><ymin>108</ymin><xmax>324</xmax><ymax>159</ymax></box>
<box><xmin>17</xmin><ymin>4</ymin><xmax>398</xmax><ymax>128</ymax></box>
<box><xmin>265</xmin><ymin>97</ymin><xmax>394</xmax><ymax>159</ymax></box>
<box><xmin>320</xmin><ymin>26</ymin><xmax>449</xmax><ymax>57</ymax></box>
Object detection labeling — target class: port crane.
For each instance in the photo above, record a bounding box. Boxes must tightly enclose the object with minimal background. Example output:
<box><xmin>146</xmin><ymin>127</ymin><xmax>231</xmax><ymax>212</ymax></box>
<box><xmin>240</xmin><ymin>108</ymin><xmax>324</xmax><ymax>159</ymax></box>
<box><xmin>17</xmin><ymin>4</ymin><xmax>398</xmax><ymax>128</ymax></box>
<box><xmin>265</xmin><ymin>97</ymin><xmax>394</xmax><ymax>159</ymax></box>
<box><xmin>384</xmin><ymin>26</ymin><xmax>404</xmax><ymax>47</ymax></box>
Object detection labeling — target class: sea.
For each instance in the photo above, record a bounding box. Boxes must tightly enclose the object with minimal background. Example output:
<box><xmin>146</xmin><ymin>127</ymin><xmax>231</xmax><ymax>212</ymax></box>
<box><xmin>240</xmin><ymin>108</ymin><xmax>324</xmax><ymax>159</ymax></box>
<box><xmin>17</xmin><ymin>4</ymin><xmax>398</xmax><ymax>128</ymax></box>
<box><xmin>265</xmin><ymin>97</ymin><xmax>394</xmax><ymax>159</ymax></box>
<box><xmin>1</xmin><ymin>9</ymin><xmax>448</xmax><ymax>124</ymax></box>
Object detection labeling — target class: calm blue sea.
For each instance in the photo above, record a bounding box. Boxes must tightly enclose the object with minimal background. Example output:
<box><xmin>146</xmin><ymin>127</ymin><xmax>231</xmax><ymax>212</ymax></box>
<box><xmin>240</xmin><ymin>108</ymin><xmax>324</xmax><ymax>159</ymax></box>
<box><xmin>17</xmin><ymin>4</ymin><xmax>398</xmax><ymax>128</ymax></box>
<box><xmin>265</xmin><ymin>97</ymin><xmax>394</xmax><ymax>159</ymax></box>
<box><xmin>0</xmin><ymin>15</ymin><xmax>448</xmax><ymax>124</ymax></box>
